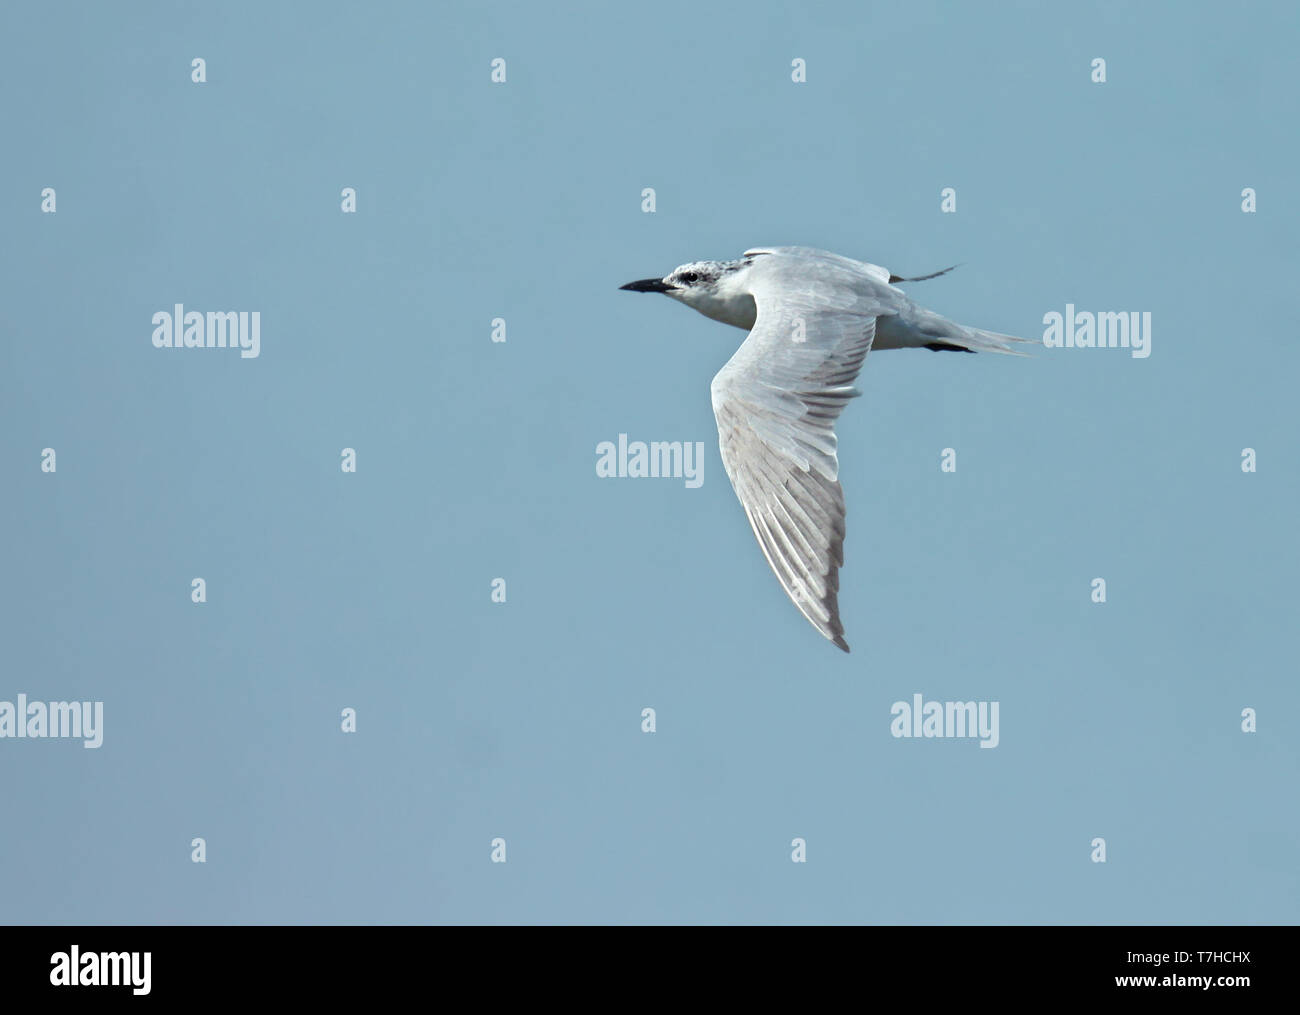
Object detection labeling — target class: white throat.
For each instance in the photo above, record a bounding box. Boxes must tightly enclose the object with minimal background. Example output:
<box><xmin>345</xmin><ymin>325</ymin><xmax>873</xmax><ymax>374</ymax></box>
<box><xmin>670</xmin><ymin>272</ymin><xmax>758</xmax><ymax>331</ymax></box>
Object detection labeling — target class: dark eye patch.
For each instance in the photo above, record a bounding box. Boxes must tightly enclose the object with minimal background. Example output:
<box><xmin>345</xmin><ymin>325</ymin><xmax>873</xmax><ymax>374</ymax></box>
<box><xmin>680</xmin><ymin>271</ymin><xmax>699</xmax><ymax>283</ymax></box>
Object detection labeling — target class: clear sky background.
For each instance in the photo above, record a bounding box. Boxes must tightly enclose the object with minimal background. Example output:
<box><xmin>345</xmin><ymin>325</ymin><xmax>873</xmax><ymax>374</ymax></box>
<box><xmin>2</xmin><ymin>0</ymin><xmax>1297</xmax><ymax>924</ymax></box>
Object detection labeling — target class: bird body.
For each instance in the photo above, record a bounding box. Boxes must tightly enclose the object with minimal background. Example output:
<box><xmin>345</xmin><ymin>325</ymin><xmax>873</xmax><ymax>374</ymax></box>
<box><xmin>621</xmin><ymin>246</ymin><xmax>1030</xmax><ymax>651</ymax></box>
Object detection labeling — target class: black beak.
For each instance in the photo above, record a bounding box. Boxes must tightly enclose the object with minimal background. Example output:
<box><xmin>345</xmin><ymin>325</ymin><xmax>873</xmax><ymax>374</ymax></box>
<box><xmin>619</xmin><ymin>278</ymin><xmax>677</xmax><ymax>293</ymax></box>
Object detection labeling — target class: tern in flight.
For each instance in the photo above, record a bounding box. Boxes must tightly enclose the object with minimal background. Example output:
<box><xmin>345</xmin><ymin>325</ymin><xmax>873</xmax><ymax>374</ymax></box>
<box><xmin>620</xmin><ymin>246</ymin><xmax>1030</xmax><ymax>652</ymax></box>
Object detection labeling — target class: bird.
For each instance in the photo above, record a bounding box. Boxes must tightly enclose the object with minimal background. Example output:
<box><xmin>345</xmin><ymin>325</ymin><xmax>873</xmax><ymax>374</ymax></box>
<box><xmin>620</xmin><ymin>246</ymin><xmax>1031</xmax><ymax>652</ymax></box>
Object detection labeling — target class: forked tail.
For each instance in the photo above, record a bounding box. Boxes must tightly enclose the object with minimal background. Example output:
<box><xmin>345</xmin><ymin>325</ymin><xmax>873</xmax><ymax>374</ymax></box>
<box><xmin>923</xmin><ymin>324</ymin><xmax>1036</xmax><ymax>356</ymax></box>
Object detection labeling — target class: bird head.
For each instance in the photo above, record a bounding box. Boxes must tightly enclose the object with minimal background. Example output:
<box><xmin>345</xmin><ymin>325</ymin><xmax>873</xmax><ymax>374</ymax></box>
<box><xmin>620</xmin><ymin>259</ymin><xmax>757</xmax><ymax>330</ymax></box>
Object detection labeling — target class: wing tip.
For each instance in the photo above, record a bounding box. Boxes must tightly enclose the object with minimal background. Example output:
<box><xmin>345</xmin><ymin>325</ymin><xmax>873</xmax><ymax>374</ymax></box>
<box><xmin>889</xmin><ymin>263</ymin><xmax>961</xmax><ymax>284</ymax></box>
<box><xmin>832</xmin><ymin>633</ymin><xmax>850</xmax><ymax>653</ymax></box>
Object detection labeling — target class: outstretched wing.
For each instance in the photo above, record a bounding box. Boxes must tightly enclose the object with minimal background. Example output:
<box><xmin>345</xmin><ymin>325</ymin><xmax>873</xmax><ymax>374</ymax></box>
<box><xmin>710</xmin><ymin>253</ymin><xmax>897</xmax><ymax>651</ymax></box>
<box><xmin>743</xmin><ymin>245</ymin><xmax>895</xmax><ymax>287</ymax></box>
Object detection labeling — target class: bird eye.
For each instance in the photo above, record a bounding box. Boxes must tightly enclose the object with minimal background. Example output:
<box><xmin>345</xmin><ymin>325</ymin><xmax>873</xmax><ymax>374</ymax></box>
<box><xmin>680</xmin><ymin>272</ymin><xmax>698</xmax><ymax>283</ymax></box>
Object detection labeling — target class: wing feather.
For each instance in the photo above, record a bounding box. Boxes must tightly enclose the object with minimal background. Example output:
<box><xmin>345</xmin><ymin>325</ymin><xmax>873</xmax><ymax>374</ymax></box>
<box><xmin>711</xmin><ymin>253</ymin><xmax>897</xmax><ymax>651</ymax></box>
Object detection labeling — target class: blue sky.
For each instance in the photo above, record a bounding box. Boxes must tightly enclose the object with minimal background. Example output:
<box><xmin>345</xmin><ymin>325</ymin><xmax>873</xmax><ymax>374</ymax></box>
<box><xmin>1</xmin><ymin>0</ymin><xmax>1297</xmax><ymax>924</ymax></box>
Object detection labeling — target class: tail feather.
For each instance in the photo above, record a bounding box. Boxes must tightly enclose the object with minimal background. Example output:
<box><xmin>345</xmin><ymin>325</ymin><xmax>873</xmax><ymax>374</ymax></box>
<box><xmin>938</xmin><ymin>326</ymin><xmax>1036</xmax><ymax>356</ymax></box>
<box><xmin>909</xmin><ymin>304</ymin><xmax>1035</xmax><ymax>356</ymax></box>
<box><xmin>876</xmin><ymin>303</ymin><xmax>1037</xmax><ymax>356</ymax></box>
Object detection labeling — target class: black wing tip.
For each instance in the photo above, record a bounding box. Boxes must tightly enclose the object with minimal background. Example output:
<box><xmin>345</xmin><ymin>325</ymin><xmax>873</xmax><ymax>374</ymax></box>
<box><xmin>889</xmin><ymin>263</ymin><xmax>961</xmax><ymax>284</ymax></box>
<box><xmin>832</xmin><ymin>634</ymin><xmax>850</xmax><ymax>653</ymax></box>
<box><xmin>923</xmin><ymin>342</ymin><xmax>977</xmax><ymax>353</ymax></box>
